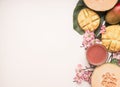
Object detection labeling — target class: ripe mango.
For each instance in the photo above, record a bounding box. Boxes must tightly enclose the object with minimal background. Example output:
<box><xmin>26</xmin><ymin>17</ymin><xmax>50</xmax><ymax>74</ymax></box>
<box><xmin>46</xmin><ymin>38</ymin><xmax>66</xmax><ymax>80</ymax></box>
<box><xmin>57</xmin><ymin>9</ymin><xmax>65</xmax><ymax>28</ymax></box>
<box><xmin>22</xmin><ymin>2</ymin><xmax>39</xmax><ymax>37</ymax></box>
<box><xmin>105</xmin><ymin>3</ymin><xmax>120</xmax><ymax>24</ymax></box>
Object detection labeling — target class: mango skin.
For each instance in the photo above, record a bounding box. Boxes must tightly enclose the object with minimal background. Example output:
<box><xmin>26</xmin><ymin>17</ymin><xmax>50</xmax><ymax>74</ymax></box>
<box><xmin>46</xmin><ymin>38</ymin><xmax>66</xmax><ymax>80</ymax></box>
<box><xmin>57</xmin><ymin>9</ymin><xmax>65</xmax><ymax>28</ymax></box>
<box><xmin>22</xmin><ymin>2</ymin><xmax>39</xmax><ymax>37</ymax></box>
<box><xmin>105</xmin><ymin>3</ymin><xmax>120</xmax><ymax>24</ymax></box>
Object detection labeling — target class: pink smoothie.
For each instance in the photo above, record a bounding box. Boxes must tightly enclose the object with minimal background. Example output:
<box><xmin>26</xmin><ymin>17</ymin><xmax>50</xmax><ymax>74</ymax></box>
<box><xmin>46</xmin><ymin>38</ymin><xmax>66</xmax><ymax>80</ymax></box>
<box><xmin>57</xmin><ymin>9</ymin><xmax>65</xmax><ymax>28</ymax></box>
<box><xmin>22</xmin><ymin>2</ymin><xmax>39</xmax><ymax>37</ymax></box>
<box><xmin>86</xmin><ymin>44</ymin><xmax>108</xmax><ymax>66</ymax></box>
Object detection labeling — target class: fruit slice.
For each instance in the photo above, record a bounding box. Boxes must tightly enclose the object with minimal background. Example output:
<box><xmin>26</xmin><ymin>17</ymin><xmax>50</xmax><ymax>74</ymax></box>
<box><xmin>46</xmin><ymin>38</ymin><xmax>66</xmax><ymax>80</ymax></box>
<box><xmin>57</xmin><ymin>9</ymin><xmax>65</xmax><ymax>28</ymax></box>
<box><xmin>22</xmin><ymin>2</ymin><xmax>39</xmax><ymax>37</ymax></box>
<box><xmin>83</xmin><ymin>0</ymin><xmax>118</xmax><ymax>11</ymax></box>
<box><xmin>115</xmin><ymin>41</ymin><xmax>120</xmax><ymax>52</ymax></box>
<box><xmin>102</xmin><ymin>40</ymin><xmax>111</xmax><ymax>49</ymax></box>
<box><xmin>106</xmin><ymin>3</ymin><xmax>120</xmax><ymax>24</ymax></box>
<box><xmin>86</xmin><ymin>44</ymin><xmax>108</xmax><ymax>66</ymax></box>
<box><xmin>91</xmin><ymin>63</ymin><xmax>120</xmax><ymax>87</ymax></box>
<box><xmin>77</xmin><ymin>8</ymin><xmax>100</xmax><ymax>31</ymax></box>
<box><xmin>102</xmin><ymin>25</ymin><xmax>120</xmax><ymax>52</ymax></box>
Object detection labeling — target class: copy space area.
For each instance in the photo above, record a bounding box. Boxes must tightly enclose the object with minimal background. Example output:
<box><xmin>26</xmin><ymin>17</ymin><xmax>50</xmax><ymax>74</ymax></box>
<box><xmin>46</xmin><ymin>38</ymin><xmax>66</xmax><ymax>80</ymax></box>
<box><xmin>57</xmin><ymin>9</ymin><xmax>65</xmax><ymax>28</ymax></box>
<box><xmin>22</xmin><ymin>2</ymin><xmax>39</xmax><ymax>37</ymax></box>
<box><xmin>0</xmin><ymin>0</ymin><xmax>89</xmax><ymax>87</ymax></box>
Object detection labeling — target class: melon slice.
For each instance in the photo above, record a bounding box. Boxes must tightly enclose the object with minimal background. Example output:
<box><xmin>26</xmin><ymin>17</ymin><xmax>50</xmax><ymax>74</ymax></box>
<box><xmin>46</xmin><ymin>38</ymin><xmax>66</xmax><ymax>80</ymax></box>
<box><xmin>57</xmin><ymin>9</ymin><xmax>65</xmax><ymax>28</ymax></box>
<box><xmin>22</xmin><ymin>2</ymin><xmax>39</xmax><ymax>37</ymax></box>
<box><xmin>83</xmin><ymin>0</ymin><xmax>118</xmax><ymax>11</ymax></box>
<box><xmin>91</xmin><ymin>63</ymin><xmax>120</xmax><ymax>87</ymax></box>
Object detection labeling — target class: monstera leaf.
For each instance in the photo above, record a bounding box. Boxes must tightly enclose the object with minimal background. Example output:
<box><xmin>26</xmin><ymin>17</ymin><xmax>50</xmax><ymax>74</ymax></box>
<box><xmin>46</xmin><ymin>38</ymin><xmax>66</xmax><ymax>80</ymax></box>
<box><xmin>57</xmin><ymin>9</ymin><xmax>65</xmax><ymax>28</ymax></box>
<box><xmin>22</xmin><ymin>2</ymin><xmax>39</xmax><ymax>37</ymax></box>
<box><xmin>73</xmin><ymin>0</ymin><xmax>106</xmax><ymax>35</ymax></box>
<box><xmin>73</xmin><ymin>0</ymin><xmax>85</xmax><ymax>35</ymax></box>
<box><xmin>110</xmin><ymin>58</ymin><xmax>119</xmax><ymax>65</ymax></box>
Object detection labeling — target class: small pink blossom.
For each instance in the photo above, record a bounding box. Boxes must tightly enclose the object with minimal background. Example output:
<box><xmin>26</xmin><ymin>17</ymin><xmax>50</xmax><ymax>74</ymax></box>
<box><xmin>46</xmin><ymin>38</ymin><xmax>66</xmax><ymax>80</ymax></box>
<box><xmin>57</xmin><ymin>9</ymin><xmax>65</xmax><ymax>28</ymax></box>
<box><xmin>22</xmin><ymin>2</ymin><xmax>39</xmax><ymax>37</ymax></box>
<box><xmin>100</xmin><ymin>25</ymin><xmax>106</xmax><ymax>34</ymax></box>
<box><xmin>113</xmin><ymin>52</ymin><xmax>120</xmax><ymax>60</ymax></box>
<box><xmin>74</xmin><ymin>74</ymin><xmax>82</xmax><ymax>84</ymax></box>
<box><xmin>83</xmin><ymin>30</ymin><xmax>95</xmax><ymax>41</ymax></box>
<box><xmin>74</xmin><ymin>64</ymin><xmax>93</xmax><ymax>84</ymax></box>
<box><xmin>82</xmin><ymin>71</ymin><xmax>92</xmax><ymax>83</ymax></box>
<box><xmin>96</xmin><ymin>21</ymin><xmax>106</xmax><ymax>37</ymax></box>
<box><xmin>100</xmin><ymin>21</ymin><xmax>106</xmax><ymax>34</ymax></box>
<box><xmin>75</xmin><ymin>64</ymin><xmax>82</xmax><ymax>72</ymax></box>
<box><xmin>82</xmin><ymin>30</ymin><xmax>101</xmax><ymax>49</ymax></box>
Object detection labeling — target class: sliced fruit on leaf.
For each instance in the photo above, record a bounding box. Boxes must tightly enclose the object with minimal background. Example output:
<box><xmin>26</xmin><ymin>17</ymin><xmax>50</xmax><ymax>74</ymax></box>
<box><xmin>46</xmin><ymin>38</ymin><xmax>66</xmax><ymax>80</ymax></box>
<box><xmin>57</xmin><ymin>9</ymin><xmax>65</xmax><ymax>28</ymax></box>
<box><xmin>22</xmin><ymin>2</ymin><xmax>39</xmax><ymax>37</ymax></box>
<box><xmin>73</xmin><ymin>0</ymin><xmax>105</xmax><ymax>35</ymax></box>
<box><xmin>73</xmin><ymin>0</ymin><xmax>85</xmax><ymax>35</ymax></box>
<box><xmin>77</xmin><ymin>8</ymin><xmax>100</xmax><ymax>32</ymax></box>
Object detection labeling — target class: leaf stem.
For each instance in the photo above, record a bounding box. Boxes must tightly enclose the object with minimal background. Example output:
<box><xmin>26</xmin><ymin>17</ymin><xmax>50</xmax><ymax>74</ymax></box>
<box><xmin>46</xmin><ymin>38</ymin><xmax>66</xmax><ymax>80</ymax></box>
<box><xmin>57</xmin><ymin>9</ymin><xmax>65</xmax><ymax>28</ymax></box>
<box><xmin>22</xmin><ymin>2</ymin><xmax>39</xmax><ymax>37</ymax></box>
<box><xmin>106</xmin><ymin>53</ymin><xmax>113</xmax><ymax>63</ymax></box>
<box><xmin>96</xmin><ymin>21</ymin><xmax>106</xmax><ymax>38</ymax></box>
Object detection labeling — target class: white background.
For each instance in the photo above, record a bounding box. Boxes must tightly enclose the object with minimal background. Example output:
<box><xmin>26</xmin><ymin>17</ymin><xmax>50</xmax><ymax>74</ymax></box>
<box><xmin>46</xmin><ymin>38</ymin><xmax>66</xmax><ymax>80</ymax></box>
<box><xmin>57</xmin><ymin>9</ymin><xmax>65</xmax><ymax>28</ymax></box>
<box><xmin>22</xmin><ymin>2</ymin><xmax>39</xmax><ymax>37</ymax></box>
<box><xmin>0</xmin><ymin>0</ymin><xmax>90</xmax><ymax>87</ymax></box>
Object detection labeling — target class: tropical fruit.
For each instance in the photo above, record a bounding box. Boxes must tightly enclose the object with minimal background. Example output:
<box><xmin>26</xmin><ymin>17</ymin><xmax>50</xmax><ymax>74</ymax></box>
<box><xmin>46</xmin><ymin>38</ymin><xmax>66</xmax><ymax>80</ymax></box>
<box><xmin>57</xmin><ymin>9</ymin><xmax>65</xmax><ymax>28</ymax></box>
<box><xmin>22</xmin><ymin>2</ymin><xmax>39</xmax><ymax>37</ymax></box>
<box><xmin>106</xmin><ymin>3</ymin><xmax>120</xmax><ymax>24</ymax></box>
<box><xmin>91</xmin><ymin>63</ymin><xmax>120</xmax><ymax>87</ymax></box>
<box><xmin>83</xmin><ymin>0</ymin><xmax>118</xmax><ymax>11</ymax></box>
<box><xmin>77</xmin><ymin>8</ymin><xmax>100</xmax><ymax>31</ymax></box>
<box><xmin>102</xmin><ymin>25</ymin><xmax>120</xmax><ymax>52</ymax></box>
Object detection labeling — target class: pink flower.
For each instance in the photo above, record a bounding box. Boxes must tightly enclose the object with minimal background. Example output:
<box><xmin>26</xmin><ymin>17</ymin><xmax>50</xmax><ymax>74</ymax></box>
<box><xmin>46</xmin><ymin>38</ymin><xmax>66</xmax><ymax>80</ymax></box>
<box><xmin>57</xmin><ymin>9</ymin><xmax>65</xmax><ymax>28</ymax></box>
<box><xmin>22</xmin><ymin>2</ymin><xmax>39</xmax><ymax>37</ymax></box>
<box><xmin>100</xmin><ymin>21</ymin><xmax>106</xmax><ymax>34</ymax></box>
<box><xmin>83</xmin><ymin>30</ymin><xmax>95</xmax><ymax>41</ymax></box>
<box><xmin>75</xmin><ymin>64</ymin><xmax>85</xmax><ymax>77</ymax></box>
<box><xmin>82</xmin><ymin>30</ymin><xmax>95</xmax><ymax>48</ymax></box>
<box><xmin>74</xmin><ymin>74</ymin><xmax>82</xmax><ymax>84</ymax></box>
<box><xmin>82</xmin><ymin>30</ymin><xmax>101</xmax><ymax>49</ymax></box>
<box><xmin>100</xmin><ymin>25</ymin><xmax>106</xmax><ymax>34</ymax></box>
<box><xmin>75</xmin><ymin>64</ymin><xmax>83</xmax><ymax>73</ymax></box>
<box><xmin>113</xmin><ymin>52</ymin><xmax>120</xmax><ymax>60</ymax></box>
<box><xmin>83</xmin><ymin>71</ymin><xmax>92</xmax><ymax>83</ymax></box>
<box><xmin>74</xmin><ymin>64</ymin><xmax>93</xmax><ymax>84</ymax></box>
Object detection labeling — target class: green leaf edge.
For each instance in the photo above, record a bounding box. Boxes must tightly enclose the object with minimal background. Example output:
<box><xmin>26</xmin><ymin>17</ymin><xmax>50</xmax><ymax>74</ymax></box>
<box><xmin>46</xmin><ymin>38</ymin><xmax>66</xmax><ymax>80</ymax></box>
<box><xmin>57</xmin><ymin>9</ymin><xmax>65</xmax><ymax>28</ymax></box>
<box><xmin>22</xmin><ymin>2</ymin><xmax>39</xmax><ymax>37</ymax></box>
<box><xmin>73</xmin><ymin>0</ymin><xmax>106</xmax><ymax>35</ymax></box>
<box><xmin>73</xmin><ymin>0</ymin><xmax>85</xmax><ymax>35</ymax></box>
<box><xmin>110</xmin><ymin>58</ymin><xmax>119</xmax><ymax>65</ymax></box>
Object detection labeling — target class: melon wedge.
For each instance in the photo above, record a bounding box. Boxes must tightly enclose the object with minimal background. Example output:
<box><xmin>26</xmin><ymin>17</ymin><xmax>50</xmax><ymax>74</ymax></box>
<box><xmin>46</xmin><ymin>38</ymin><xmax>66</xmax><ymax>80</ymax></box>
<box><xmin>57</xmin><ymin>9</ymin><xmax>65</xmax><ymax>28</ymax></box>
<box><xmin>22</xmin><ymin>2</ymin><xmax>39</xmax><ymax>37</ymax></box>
<box><xmin>83</xmin><ymin>0</ymin><xmax>118</xmax><ymax>11</ymax></box>
<box><xmin>91</xmin><ymin>63</ymin><xmax>120</xmax><ymax>87</ymax></box>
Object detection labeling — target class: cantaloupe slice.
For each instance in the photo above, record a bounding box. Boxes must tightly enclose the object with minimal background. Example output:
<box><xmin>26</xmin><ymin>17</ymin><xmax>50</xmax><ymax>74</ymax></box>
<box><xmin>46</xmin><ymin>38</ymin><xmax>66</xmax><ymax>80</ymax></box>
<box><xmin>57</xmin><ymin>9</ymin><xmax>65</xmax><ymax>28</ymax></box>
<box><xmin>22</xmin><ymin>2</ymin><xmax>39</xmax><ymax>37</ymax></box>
<box><xmin>91</xmin><ymin>63</ymin><xmax>120</xmax><ymax>87</ymax></box>
<box><xmin>83</xmin><ymin>0</ymin><xmax>118</xmax><ymax>11</ymax></box>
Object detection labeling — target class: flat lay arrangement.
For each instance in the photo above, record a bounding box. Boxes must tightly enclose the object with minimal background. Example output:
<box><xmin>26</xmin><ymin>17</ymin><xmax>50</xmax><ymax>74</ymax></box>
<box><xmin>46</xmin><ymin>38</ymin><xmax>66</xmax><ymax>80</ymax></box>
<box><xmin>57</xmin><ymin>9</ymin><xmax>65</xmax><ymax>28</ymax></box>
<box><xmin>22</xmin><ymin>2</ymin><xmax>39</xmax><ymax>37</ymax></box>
<box><xmin>73</xmin><ymin>0</ymin><xmax>120</xmax><ymax>87</ymax></box>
